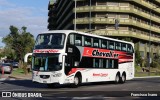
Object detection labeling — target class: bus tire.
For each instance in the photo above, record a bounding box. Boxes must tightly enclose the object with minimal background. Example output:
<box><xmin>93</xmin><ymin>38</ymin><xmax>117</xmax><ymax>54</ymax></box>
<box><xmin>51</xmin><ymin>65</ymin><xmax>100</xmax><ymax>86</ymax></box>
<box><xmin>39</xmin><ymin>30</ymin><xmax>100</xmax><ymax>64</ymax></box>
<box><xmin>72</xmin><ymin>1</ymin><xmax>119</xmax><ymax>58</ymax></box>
<box><xmin>73</xmin><ymin>76</ymin><xmax>80</xmax><ymax>88</ymax></box>
<box><xmin>115</xmin><ymin>73</ymin><xmax>120</xmax><ymax>84</ymax></box>
<box><xmin>120</xmin><ymin>73</ymin><xmax>126</xmax><ymax>84</ymax></box>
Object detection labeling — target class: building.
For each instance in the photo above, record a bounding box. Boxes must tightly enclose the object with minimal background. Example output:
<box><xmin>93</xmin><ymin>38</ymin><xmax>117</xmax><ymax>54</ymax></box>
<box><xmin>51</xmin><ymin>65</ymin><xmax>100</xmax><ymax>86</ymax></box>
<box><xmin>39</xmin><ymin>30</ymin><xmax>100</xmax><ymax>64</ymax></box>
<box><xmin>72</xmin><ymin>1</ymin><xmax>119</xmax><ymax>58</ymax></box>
<box><xmin>48</xmin><ymin>0</ymin><xmax>160</xmax><ymax>59</ymax></box>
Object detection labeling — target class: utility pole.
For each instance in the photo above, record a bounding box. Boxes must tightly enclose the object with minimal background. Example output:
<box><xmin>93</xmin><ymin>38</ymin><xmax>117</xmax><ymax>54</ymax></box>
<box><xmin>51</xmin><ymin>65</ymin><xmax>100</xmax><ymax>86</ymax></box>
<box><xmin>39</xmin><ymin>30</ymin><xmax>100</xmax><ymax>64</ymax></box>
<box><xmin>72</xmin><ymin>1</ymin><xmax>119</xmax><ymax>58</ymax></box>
<box><xmin>89</xmin><ymin>0</ymin><xmax>91</xmax><ymax>32</ymax></box>
<box><xmin>74</xmin><ymin>0</ymin><xmax>77</xmax><ymax>31</ymax></box>
<box><xmin>148</xmin><ymin>6</ymin><xmax>159</xmax><ymax>76</ymax></box>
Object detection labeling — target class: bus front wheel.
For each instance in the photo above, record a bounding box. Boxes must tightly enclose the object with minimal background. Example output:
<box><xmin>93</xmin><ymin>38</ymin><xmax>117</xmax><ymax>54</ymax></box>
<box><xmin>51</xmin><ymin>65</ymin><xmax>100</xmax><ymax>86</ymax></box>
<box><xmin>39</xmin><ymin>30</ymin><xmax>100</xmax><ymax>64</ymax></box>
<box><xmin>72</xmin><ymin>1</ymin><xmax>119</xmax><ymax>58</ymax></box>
<box><xmin>73</xmin><ymin>76</ymin><xmax>80</xmax><ymax>88</ymax></box>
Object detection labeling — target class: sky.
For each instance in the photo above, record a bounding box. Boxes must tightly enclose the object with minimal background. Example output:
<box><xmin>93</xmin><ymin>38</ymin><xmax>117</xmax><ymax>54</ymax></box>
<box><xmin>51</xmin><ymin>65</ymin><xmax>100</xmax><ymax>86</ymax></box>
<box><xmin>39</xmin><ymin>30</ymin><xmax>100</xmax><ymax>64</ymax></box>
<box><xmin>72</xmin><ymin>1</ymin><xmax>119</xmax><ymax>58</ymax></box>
<box><xmin>0</xmin><ymin>0</ymin><xmax>51</xmax><ymax>47</ymax></box>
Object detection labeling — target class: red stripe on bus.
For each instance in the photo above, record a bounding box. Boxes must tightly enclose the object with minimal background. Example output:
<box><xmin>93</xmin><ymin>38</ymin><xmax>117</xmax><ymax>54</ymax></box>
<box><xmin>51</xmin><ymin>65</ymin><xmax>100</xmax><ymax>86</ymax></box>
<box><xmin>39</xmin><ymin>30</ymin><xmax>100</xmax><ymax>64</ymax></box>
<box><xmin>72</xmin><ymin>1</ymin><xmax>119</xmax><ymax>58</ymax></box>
<box><xmin>82</xmin><ymin>47</ymin><xmax>133</xmax><ymax>59</ymax></box>
<box><xmin>68</xmin><ymin>68</ymin><xmax>85</xmax><ymax>75</ymax></box>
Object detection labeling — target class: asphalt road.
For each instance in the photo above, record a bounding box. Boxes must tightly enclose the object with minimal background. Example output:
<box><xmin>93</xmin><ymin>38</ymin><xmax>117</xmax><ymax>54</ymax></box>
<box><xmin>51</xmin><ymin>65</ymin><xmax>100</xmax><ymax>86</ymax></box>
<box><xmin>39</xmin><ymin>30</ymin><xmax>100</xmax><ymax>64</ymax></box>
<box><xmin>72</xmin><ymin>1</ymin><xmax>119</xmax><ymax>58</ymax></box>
<box><xmin>0</xmin><ymin>77</ymin><xmax>160</xmax><ymax>100</ymax></box>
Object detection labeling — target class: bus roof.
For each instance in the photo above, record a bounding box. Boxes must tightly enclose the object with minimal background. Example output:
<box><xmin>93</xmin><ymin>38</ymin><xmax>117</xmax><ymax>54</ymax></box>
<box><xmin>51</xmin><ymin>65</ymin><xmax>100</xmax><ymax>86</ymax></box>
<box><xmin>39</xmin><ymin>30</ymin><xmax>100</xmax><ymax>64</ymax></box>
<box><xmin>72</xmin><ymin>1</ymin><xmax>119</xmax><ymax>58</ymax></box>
<box><xmin>40</xmin><ymin>30</ymin><xmax>134</xmax><ymax>45</ymax></box>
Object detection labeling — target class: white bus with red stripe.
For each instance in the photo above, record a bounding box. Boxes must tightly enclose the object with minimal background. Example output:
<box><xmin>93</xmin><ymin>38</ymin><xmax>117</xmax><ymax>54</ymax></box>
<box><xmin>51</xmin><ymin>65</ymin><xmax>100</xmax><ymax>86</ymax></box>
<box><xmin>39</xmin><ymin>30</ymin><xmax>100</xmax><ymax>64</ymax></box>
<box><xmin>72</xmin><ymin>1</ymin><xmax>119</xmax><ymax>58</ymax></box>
<box><xmin>32</xmin><ymin>30</ymin><xmax>134</xmax><ymax>87</ymax></box>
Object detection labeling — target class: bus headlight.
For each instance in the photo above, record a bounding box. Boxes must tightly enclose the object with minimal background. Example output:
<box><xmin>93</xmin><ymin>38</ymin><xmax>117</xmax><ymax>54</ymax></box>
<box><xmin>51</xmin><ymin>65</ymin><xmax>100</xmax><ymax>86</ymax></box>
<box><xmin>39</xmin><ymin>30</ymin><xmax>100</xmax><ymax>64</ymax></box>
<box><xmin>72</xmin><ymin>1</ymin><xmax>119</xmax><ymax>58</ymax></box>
<box><xmin>52</xmin><ymin>73</ymin><xmax>62</xmax><ymax>77</ymax></box>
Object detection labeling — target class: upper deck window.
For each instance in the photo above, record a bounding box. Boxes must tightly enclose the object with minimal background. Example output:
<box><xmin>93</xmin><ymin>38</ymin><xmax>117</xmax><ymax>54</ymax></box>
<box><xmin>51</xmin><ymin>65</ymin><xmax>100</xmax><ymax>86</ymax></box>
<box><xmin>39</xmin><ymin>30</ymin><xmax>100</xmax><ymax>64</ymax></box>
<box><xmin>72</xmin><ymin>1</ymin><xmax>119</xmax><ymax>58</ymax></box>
<box><xmin>75</xmin><ymin>34</ymin><xmax>82</xmax><ymax>46</ymax></box>
<box><xmin>121</xmin><ymin>43</ymin><xmax>127</xmax><ymax>51</ymax></box>
<box><xmin>101</xmin><ymin>39</ymin><xmax>108</xmax><ymax>49</ymax></box>
<box><xmin>127</xmin><ymin>44</ymin><xmax>133</xmax><ymax>53</ymax></box>
<box><xmin>109</xmin><ymin>41</ymin><xmax>115</xmax><ymax>50</ymax></box>
<box><xmin>93</xmin><ymin>38</ymin><xmax>99</xmax><ymax>48</ymax></box>
<box><xmin>115</xmin><ymin>42</ymin><xmax>121</xmax><ymax>50</ymax></box>
<box><xmin>35</xmin><ymin>33</ymin><xmax>66</xmax><ymax>49</ymax></box>
<box><xmin>84</xmin><ymin>36</ymin><xmax>92</xmax><ymax>47</ymax></box>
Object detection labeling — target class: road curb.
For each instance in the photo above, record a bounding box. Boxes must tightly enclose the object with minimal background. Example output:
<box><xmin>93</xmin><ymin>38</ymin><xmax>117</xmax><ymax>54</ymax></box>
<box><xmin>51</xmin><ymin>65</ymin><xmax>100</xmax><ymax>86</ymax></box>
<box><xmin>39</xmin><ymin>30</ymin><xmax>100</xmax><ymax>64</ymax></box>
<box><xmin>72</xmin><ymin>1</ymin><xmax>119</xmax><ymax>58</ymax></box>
<box><xmin>9</xmin><ymin>76</ymin><xmax>23</xmax><ymax>79</ymax></box>
<box><xmin>0</xmin><ymin>78</ymin><xmax>7</xmax><ymax>81</ymax></box>
<box><xmin>134</xmin><ymin>76</ymin><xmax>160</xmax><ymax>79</ymax></box>
<box><xmin>9</xmin><ymin>76</ymin><xmax>31</xmax><ymax>80</ymax></box>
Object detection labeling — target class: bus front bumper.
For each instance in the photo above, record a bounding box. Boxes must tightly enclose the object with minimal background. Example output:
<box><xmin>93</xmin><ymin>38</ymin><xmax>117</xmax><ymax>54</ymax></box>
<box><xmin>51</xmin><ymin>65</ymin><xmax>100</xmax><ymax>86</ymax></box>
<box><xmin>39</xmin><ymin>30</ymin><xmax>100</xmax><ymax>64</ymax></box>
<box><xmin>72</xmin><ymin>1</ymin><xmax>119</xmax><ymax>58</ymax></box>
<box><xmin>32</xmin><ymin>72</ymin><xmax>62</xmax><ymax>84</ymax></box>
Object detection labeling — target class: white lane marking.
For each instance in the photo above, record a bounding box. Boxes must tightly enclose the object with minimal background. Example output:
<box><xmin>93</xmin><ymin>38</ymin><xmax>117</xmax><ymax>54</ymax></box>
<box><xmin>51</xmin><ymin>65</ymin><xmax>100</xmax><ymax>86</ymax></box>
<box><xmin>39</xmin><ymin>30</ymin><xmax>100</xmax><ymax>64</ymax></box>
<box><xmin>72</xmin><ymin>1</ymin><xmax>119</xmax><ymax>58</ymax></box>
<box><xmin>1</xmin><ymin>89</ymin><xmax>26</xmax><ymax>91</ymax></box>
<box><xmin>146</xmin><ymin>86</ymin><xmax>152</xmax><ymax>88</ymax></box>
<box><xmin>44</xmin><ymin>92</ymin><xmax>68</xmax><ymax>97</ymax></box>
<box><xmin>122</xmin><ymin>89</ymin><xmax>128</xmax><ymax>90</ymax></box>
<box><xmin>45</xmin><ymin>92</ymin><xmax>67</xmax><ymax>95</ymax></box>
<box><xmin>8</xmin><ymin>78</ymin><xmax>16</xmax><ymax>80</ymax></box>
<box><xmin>136</xmin><ymin>87</ymin><xmax>142</xmax><ymax>89</ymax></box>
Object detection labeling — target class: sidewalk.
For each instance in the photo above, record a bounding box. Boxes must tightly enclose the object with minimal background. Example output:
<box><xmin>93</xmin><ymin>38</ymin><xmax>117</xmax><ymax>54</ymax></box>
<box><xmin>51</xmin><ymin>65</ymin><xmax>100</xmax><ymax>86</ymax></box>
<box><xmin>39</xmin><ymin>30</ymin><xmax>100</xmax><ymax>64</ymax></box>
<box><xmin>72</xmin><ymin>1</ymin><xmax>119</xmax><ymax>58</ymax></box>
<box><xmin>0</xmin><ymin>75</ymin><xmax>9</xmax><ymax>81</ymax></box>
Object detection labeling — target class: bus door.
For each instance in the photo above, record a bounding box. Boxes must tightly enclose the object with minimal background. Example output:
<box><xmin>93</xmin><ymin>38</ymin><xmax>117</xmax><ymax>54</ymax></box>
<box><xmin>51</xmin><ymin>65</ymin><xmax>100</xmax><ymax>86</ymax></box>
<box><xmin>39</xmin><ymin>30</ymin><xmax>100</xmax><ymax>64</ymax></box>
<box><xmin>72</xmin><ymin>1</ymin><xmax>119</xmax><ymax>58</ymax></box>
<box><xmin>65</xmin><ymin>45</ymin><xmax>81</xmax><ymax>76</ymax></box>
<box><xmin>64</xmin><ymin>55</ymin><xmax>75</xmax><ymax>76</ymax></box>
<box><xmin>59</xmin><ymin>55</ymin><xmax>66</xmax><ymax>84</ymax></box>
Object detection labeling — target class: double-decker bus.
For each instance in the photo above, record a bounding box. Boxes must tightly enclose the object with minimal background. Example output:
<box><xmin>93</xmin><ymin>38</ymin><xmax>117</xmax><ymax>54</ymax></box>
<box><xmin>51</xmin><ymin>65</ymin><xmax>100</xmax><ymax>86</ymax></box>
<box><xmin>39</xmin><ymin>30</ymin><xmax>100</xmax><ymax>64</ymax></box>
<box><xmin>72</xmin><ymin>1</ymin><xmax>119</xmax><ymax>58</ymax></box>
<box><xmin>31</xmin><ymin>30</ymin><xmax>134</xmax><ymax>87</ymax></box>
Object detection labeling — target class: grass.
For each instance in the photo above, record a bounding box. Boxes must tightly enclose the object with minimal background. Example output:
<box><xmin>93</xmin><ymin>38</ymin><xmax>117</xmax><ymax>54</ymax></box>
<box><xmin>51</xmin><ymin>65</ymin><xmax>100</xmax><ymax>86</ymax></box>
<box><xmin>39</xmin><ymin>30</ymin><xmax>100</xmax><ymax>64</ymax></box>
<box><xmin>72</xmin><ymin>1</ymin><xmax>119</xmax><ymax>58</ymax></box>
<box><xmin>135</xmin><ymin>65</ymin><xmax>142</xmax><ymax>72</ymax></box>
<box><xmin>135</xmin><ymin>65</ymin><xmax>160</xmax><ymax>77</ymax></box>
<box><xmin>135</xmin><ymin>72</ymin><xmax>160</xmax><ymax>77</ymax></box>
<box><xmin>11</xmin><ymin>68</ymin><xmax>31</xmax><ymax>76</ymax></box>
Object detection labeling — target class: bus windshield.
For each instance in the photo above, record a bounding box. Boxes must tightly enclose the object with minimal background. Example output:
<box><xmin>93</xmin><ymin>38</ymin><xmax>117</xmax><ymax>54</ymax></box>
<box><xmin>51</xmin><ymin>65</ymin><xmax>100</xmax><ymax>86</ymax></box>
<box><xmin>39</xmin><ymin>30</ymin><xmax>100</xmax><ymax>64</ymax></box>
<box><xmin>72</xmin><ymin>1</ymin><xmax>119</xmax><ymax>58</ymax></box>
<box><xmin>34</xmin><ymin>33</ymin><xmax>66</xmax><ymax>49</ymax></box>
<box><xmin>33</xmin><ymin>55</ymin><xmax>62</xmax><ymax>71</ymax></box>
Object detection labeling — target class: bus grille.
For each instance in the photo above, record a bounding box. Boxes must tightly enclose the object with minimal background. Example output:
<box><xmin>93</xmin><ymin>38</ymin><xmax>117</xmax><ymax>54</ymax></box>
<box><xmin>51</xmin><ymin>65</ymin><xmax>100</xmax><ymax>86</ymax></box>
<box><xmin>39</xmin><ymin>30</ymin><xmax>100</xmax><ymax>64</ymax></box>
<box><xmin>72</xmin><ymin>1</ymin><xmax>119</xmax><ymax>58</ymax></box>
<box><xmin>40</xmin><ymin>75</ymin><xmax>50</xmax><ymax>79</ymax></box>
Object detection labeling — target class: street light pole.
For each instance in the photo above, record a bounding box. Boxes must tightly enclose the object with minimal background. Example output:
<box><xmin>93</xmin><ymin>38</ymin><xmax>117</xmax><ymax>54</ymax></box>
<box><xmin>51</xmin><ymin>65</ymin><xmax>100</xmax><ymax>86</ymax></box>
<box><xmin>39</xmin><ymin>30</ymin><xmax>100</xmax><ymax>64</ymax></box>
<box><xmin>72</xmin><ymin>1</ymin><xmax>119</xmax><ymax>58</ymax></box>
<box><xmin>74</xmin><ymin>0</ymin><xmax>77</xmax><ymax>31</ymax></box>
<box><xmin>89</xmin><ymin>0</ymin><xmax>91</xmax><ymax>32</ymax></box>
<box><xmin>148</xmin><ymin>6</ymin><xmax>159</xmax><ymax>76</ymax></box>
<box><xmin>148</xmin><ymin>9</ymin><xmax>151</xmax><ymax>76</ymax></box>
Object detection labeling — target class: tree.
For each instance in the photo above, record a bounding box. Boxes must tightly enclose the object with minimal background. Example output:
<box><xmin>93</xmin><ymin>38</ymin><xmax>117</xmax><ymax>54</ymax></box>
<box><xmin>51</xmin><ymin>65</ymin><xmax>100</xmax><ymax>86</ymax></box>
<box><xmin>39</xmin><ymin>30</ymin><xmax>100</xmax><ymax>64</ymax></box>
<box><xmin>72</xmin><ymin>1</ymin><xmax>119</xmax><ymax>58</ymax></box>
<box><xmin>2</xmin><ymin>25</ymin><xmax>35</xmax><ymax>68</ymax></box>
<box><xmin>135</xmin><ymin>49</ymin><xmax>142</xmax><ymax>66</ymax></box>
<box><xmin>134</xmin><ymin>43</ymin><xmax>142</xmax><ymax>66</ymax></box>
<box><xmin>123</xmin><ymin>37</ymin><xmax>132</xmax><ymax>42</ymax></box>
<box><xmin>0</xmin><ymin>53</ymin><xmax>3</xmax><ymax>59</ymax></box>
<box><xmin>3</xmin><ymin>47</ymin><xmax>16</xmax><ymax>60</ymax></box>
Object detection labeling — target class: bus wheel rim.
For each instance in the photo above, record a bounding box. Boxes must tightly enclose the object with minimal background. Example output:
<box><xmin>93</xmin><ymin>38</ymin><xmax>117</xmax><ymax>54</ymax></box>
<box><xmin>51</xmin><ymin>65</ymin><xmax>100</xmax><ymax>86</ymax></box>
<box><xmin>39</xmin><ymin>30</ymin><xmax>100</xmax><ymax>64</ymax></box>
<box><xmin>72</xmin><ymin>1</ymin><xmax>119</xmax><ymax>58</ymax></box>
<box><xmin>122</xmin><ymin>75</ymin><xmax>125</xmax><ymax>82</ymax></box>
<box><xmin>116</xmin><ymin>75</ymin><xmax>119</xmax><ymax>82</ymax></box>
<box><xmin>74</xmin><ymin>77</ymin><xmax>79</xmax><ymax>85</ymax></box>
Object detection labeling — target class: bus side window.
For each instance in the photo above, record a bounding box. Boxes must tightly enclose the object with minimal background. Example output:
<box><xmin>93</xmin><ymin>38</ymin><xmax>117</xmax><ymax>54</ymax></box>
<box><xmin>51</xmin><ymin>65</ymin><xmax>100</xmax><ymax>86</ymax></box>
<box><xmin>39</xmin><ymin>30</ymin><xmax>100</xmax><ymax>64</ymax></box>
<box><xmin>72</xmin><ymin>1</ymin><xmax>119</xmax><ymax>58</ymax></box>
<box><xmin>99</xmin><ymin>59</ymin><xmax>103</xmax><ymax>68</ymax></box>
<box><xmin>114</xmin><ymin>59</ymin><xmax>118</xmax><ymax>69</ymax></box>
<box><xmin>108</xmin><ymin>59</ymin><xmax>113</xmax><ymax>68</ymax></box>
<box><xmin>75</xmin><ymin>34</ymin><xmax>82</xmax><ymax>46</ymax></box>
<box><xmin>115</xmin><ymin>42</ymin><xmax>121</xmax><ymax>50</ymax></box>
<box><xmin>127</xmin><ymin>44</ymin><xmax>133</xmax><ymax>53</ymax></box>
<box><xmin>121</xmin><ymin>43</ymin><xmax>127</xmax><ymax>52</ymax></box>
<box><xmin>84</xmin><ymin>36</ymin><xmax>91</xmax><ymax>47</ymax></box>
<box><xmin>109</xmin><ymin>41</ymin><xmax>115</xmax><ymax>50</ymax></box>
<box><xmin>93</xmin><ymin>58</ymin><xmax>99</xmax><ymax>68</ymax></box>
<box><xmin>93</xmin><ymin>38</ymin><xmax>99</xmax><ymax>48</ymax></box>
<box><xmin>79</xmin><ymin>57</ymin><xmax>93</xmax><ymax>68</ymax></box>
<box><xmin>108</xmin><ymin>59</ymin><xmax>118</xmax><ymax>69</ymax></box>
<box><xmin>102</xmin><ymin>59</ymin><xmax>109</xmax><ymax>68</ymax></box>
<box><xmin>67</xmin><ymin>34</ymin><xmax>74</xmax><ymax>45</ymax></box>
<box><xmin>106</xmin><ymin>59</ymin><xmax>109</xmax><ymax>68</ymax></box>
<box><xmin>101</xmin><ymin>40</ymin><xmax>107</xmax><ymax>49</ymax></box>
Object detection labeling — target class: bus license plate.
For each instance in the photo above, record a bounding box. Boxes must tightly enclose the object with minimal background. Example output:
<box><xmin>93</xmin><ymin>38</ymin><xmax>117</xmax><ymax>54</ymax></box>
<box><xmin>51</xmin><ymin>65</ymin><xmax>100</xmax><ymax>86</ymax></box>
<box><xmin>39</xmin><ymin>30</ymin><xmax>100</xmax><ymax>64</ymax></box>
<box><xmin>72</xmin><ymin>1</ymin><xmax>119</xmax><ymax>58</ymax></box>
<box><xmin>43</xmin><ymin>81</ymin><xmax>47</xmax><ymax>83</ymax></box>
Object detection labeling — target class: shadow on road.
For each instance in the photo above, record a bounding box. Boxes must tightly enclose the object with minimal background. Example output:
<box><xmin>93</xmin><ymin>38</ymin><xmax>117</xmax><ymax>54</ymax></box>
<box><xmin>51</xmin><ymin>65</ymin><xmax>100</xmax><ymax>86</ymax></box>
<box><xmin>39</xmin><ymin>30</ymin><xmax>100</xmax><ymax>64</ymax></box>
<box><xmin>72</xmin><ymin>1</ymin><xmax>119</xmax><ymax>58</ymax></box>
<box><xmin>2</xmin><ymin>80</ymin><xmax>46</xmax><ymax>89</ymax></box>
<box><xmin>2</xmin><ymin>80</ymin><xmax>160</xmax><ymax>99</ymax></box>
<box><xmin>1</xmin><ymin>79</ymin><xmax>120</xmax><ymax>89</ymax></box>
<box><xmin>2</xmin><ymin>77</ymin><xmax>160</xmax><ymax>89</ymax></box>
<box><xmin>131</xmin><ymin>77</ymin><xmax>160</xmax><ymax>84</ymax></box>
<box><xmin>2</xmin><ymin>79</ymin><xmax>125</xmax><ymax>89</ymax></box>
